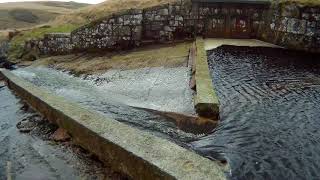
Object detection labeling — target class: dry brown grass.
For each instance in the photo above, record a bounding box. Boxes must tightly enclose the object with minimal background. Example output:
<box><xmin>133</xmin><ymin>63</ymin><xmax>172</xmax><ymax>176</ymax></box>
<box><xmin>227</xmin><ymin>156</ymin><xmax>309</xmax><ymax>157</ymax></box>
<box><xmin>0</xmin><ymin>31</ymin><xmax>8</xmax><ymax>42</ymax></box>
<box><xmin>25</xmin><ymin>42</ymin><xmax>191</xmax><ymax>75</ymax></box>
<box><xmin>52</xmin><ymin>0</ymin><xmax>179</xmax><ymax>26</ymax></box>
<box><xmin>0</xmin><ymin>1</ymin><xmax>89</xmax><ymax>30</ymax></box>
<box><xmin>0</xmin><ymin>1</ymin><xmax>88</xmax><ymax>14</ymax></box>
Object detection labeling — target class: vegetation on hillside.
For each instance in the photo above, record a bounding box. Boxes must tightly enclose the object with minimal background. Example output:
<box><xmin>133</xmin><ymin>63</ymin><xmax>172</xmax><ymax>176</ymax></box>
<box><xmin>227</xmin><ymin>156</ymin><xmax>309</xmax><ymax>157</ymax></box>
<box><xmin>0</xmin><ymin>1</ymin><xmax>89</xmax><ymax>30</ymax></box>
<box><xmin>52</xmin><ymin>0</ymin><xmax>179</xmax><ymax>26</ymax></box>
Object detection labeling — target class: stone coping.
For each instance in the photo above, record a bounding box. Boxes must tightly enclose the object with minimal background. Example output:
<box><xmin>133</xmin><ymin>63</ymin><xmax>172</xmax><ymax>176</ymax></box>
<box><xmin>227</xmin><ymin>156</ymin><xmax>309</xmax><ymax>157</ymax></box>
<box><xmin>194</xmin><ymin>38</ymin><xmax>220</xmax><ymax>118</ymax></box>
<box><xmin>0</xmin><ymin>69</ymin><xmax>226</xmax><ymax>180</ymax></box>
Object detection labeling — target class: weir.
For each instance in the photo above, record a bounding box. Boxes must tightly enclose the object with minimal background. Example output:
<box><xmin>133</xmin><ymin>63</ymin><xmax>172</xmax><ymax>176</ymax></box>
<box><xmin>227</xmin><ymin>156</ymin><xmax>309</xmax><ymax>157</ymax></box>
<box><xmin>0</xmin><ymin>68</ymin><xmax>227</xmax><ymax>179</ymax></box>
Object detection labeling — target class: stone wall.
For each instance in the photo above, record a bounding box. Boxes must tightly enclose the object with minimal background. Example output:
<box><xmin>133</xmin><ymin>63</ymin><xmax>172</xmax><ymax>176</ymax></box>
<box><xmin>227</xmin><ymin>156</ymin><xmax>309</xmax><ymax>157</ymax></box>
<box><xmin>259</xmin><ymin>2</ymin><xmax>320</xmax><ymax>53</ymax></box>
<box><xmin>71</xmin><ymin>9</ymin><xmax>144</xmax><ymax>51</ymax></box>
<box><xmin>25</xmin><ymin>1</ymin><xmax>320</xmax><ymax>56</ymax></box>
<box><xmin>24</xmin><ymin>0</ymin><xmax>268</xmax><ymax>56</ymax></box>
<box><xmin>42</xmin><ymin>33</ymin><xmax>73</xmax><ymax>54</ymax></box>
<box><xmin>25</xmin><ymin>1</ymin><xmax>195</xmax><ymax>54</ymax></box>
<box><xmin>24</xmin><ymin>33</ymin><xmax>73</xmax><ymax>55</ymax></box>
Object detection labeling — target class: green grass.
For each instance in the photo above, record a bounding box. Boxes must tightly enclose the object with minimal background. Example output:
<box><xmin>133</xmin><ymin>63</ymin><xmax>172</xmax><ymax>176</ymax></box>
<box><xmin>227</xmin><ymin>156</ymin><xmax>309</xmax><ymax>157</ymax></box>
<box><xmin>8</xmin><ymin>24</ymin><xmax>79</xmax><ymax>62</ymax></box>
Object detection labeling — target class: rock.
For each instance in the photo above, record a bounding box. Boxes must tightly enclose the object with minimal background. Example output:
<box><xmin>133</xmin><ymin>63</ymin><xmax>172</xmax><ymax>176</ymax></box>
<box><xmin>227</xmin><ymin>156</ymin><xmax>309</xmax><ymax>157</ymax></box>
<box><xmin>16</xmin><ymin>120</ymin><xmax>36</xmax><ymax>133</ymax></box>
<box><xmin>50</xmin><ymin>128</ymin><xmax>71</xmax><ymax>142</ymax></box>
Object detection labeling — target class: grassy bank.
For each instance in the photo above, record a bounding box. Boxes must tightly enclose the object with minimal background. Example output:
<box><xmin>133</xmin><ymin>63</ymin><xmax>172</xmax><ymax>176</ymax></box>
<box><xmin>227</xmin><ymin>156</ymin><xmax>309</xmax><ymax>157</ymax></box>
<box><xmin>52</xmin><ymin>0</ymin><xmax>179</xmax><ymax>26</ymax></box>
<box><xmin>22</xmin><ymin>42</ymin><xmax>191</xmax><ymax>75</ymax></box>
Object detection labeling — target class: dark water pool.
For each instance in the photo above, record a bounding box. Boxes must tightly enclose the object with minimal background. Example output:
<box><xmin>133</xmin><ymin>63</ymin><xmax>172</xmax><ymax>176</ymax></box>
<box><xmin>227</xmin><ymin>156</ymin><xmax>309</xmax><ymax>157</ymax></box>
<box><xmin>190</xmin><ymin>46</ymin><xmax>320</xmax><ymax>180</ymax></box>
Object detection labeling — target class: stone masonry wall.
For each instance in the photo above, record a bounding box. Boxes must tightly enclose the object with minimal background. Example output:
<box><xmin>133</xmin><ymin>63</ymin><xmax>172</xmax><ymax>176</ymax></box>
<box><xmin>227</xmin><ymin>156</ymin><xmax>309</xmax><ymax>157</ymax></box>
<box><xmin>25</xmin><ymin>33</ymin><xmax>73</xmax><ymax>55</ymax></box>
<box><xmin>26</xmin><ymin>0</ymin><xmax>194</xmax><ymax>54</ymax></box>
<box><xmin>259</xmin><ymin>2</ymin><xmax>320</xmax><ymax>53</ymax></box>
<box><xmin>71</xmin><ymin>9</ymin><xmax>143</xmax><ymax>50</ymax></box>
<box><xmin>24</xmin><ymin>1</ymin><xmax>320</xmax><ymax>56</ymax></box>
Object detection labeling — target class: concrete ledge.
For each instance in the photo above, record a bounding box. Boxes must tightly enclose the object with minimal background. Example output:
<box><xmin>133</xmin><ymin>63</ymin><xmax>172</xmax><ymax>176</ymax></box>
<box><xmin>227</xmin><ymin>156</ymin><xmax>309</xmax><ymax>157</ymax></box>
<box><xmin>194</xmin><ymin>38</ymin><xmax>220</xmax><ymax>118</ymax></box>
<box><xmin>204</xmin><ymin>38</ymin><xmax>281</xmax><ymax>51</ymax></box>
<box><xmin>0</xmin><ymin>69</ymin><xmax>226</xmax><ymax>180</ymax></box>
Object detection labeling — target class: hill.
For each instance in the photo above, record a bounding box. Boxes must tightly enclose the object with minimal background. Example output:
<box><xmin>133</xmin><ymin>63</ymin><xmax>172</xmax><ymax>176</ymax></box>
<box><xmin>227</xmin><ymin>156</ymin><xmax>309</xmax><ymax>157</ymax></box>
<box><xmin>52</xmin><ymin>0</ymin><xmax>179</xmax><ymax>26</ymax></box>
<box><xmin>0</xmin><ymin>1</ymin><xmax>89</xmax><ymax>30</ymax></box>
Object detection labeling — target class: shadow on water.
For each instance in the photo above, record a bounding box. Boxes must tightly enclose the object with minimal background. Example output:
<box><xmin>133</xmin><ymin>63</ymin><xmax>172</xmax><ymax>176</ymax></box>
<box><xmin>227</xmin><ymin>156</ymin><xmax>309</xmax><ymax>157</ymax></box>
<box><xmin>190</xmin><ymin>46</ymin><xmax>320</xmax><ymax>180</ymax></box>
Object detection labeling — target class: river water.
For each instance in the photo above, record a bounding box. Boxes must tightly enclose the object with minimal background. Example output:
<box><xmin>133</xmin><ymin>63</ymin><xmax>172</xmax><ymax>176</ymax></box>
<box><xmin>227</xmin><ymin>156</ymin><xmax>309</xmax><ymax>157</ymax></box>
<box><xmin>0</xmin><ymin>82</ymin><xmax>115</xmax><ymax>179</ymax></box>
<box><xmin>191</xmin><ymin>46</ymin><xmax>320</xmax><ymax>180</ymax></box>
<box><xmin>9</xmin><ymin>46</ymin><xmax>320</xmax><ymax>179</ymax></box>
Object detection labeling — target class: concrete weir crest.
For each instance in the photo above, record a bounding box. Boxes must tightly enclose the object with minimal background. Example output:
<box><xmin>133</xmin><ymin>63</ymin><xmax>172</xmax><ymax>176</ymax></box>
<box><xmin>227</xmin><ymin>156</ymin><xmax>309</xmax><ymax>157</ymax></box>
<box><xmin>0</xmin><ymin>69</ymin><xmax>227</xmax><ymax>180</ymax></box>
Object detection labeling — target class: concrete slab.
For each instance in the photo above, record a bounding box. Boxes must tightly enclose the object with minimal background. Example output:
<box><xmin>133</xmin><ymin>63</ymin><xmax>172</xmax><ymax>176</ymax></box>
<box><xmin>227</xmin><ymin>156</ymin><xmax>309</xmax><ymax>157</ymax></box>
<box><xmin>204</xmin><ymin>38</ymin><xmax>282</xmax><ymax>51</ymax></box>
<box><xmin>194</xmin><ymin>38</ymin><xmax>220</xmax><ymax>118</ymax></box>
<box><xmin>0</xmin><ymin>68</ymin><xmax>227</xmax><ymax>180</ymax></box>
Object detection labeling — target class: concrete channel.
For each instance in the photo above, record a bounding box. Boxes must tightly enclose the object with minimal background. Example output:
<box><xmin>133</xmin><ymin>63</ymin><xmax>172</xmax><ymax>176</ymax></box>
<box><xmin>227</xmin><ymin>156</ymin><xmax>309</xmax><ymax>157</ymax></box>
<box><xmin>0</xmin><ymin>69</ymin><xmax>227</xmax><ymax>179</ymax></box>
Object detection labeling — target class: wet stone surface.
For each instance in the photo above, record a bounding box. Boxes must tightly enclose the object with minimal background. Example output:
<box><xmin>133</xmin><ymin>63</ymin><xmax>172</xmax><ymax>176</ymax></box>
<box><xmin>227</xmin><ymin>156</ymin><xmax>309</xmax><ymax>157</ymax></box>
<box><xmin>191</xmin><ymin>46</ymin><xmax>320</xmax><ymax>180</ymax></box>
<box><xmin>0</xmin><ymin>84</ymin><xmax>126</xmax><ymax>180</ymax></box>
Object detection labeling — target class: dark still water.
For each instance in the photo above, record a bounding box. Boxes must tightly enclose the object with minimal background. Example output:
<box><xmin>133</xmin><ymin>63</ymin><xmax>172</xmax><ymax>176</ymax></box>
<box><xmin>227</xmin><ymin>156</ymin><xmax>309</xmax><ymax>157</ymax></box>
<box><xmin>191</xmin><ymin>46</ymin><xmax>320</xmax><ymax>180</ymax></box>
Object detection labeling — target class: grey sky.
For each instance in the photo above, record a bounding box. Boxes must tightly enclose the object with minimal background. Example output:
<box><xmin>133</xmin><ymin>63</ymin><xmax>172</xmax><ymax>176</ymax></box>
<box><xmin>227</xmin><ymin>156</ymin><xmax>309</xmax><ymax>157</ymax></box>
<box><xmin>0</xmin><ymin>0</ymin><xmax>104</xmax><ymax>4</ymax></box>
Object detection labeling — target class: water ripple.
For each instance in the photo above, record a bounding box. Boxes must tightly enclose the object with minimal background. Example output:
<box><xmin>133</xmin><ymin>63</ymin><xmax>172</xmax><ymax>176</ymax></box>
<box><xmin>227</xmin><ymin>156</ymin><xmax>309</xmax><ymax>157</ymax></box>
<box><xmin>191</xmin><ymin>46</ymin><xmax>320</xmax><ymax>180</ymax></box>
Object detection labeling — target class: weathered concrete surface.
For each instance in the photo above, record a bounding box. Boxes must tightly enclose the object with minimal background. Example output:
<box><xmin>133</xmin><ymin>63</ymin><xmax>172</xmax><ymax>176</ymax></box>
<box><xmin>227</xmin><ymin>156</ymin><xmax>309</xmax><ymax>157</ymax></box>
<box><xmin>0</xmin><ymin>68</ymin><xmax>227</xmax><ymax>180</ymax></box>
<box><xmin>204</xmin><ymin>38</ymin><xmax>281</xmax><ymax>51</ymax></box>
<box><xmin>194</xmin><ymin>38</ymin><xmax>220</xmax><ymax>118</ymax></box>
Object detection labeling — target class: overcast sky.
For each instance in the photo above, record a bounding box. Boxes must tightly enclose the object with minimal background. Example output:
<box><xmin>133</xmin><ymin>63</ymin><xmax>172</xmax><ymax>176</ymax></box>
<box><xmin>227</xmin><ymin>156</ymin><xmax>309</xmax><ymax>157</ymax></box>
<box><xmin>0</xmin><ymin>0</ymin><xmax>104</xmax><ymax>4</ymax></box>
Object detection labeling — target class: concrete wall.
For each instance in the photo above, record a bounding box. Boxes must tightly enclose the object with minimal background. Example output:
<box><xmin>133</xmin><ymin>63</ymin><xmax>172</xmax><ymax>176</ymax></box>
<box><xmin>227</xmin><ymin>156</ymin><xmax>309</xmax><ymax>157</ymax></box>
<box><xmin>259</xmin><ymin>2</ymin><xmax>320</xmax><ymax>53</ymax></box>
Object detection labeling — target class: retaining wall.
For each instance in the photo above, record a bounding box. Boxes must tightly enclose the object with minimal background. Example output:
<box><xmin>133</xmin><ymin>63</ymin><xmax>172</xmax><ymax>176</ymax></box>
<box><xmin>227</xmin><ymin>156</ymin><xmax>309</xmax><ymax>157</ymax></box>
<box><xmin>258</xmin><ymin>2</ymin><xmax>320</xmax><ymax>53</ymax></box>
<box><xmin>23</xmin><ymin>1</ymin><xmax>320</xmax><ymax>55</ymax></box>
<box><xmin>24</xmin><ymin>0</ymin><xmax>269</xmax><ymax>55</ymax></box>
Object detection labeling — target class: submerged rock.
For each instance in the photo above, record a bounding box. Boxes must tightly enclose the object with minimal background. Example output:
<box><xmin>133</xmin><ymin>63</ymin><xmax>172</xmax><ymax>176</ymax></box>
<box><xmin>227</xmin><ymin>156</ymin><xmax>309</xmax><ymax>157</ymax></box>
<box><xmin>50</xmin><ymin>128</ymin><xmax>71</xmax><ymax>142</ymax></box>
<box><xmin>16</xmin><ymin>119</ymin><xmax>37</xmax><ymax>133</ymax></box>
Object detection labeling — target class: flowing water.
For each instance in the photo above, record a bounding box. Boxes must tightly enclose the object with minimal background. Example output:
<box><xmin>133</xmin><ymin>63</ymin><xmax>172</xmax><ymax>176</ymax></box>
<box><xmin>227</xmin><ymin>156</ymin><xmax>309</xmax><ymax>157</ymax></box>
<box><xmin>191</xmin><ymin>46</ymin><xmax>320</xmax><ymax>180</ymax></box>
<box><xmin>13</xmin><ymin>67</ymin><xmax>199</xmax><ymax>145</ymax></box>
<box><xmin>9</xmin><ymin>46</ymin><xmax>320</xmax><ymax>179</ymax></box>
<box><xmin>0</xmin><ymin>82</ymin><xmax>114</xmax><ymax>179</ymax></box>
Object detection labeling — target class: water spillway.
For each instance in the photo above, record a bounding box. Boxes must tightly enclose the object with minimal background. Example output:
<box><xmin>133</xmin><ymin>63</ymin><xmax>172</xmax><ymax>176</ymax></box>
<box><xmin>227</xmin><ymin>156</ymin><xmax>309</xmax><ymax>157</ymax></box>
<box><xmin>12</xmin><ymin>67</ymin><xmax>200</xmax><ymax>145</ymax></box>
<box><xmin>9</xmin><ymin>46</ymin><xmax>320</xmax><ymax>179</ymax></box>
<box><xmin>191</xmin><ymin>46</ymin><xmax>320</xmax><ymax>179</ymax></box>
